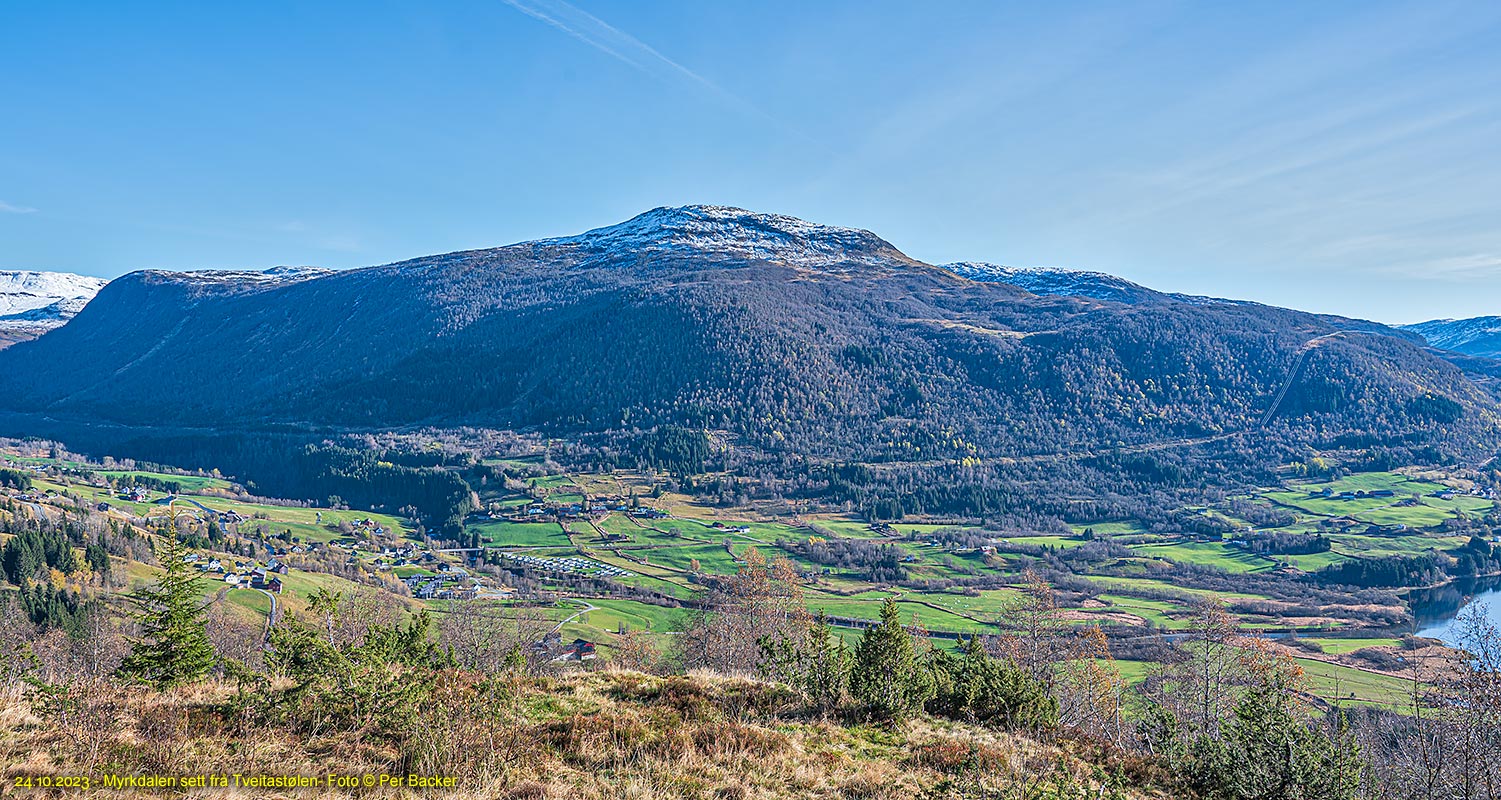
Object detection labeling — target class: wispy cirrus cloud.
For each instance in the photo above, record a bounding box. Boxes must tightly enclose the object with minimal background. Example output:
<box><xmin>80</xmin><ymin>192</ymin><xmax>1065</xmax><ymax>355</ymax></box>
<box><xmin>499</xmin><ymin>0</ymin><xmax>777</xmax><ymax>126</ymax></box>
<box><xmin>1389</xmin><ymin>253</ymin><xmax>1501</xmax><ymax>282</ymax></box>
<box><xmin>0</xmin><ymin>200</ymin><xmax>37</xmax><ymax>214</ymax></box>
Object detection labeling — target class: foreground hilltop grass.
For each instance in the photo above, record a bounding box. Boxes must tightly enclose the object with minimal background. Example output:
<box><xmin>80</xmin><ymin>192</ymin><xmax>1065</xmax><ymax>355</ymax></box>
<box><xmin>3</xmin><ymin>670</ymin><xmax>1163</xmax><ymax>800</ymax></box>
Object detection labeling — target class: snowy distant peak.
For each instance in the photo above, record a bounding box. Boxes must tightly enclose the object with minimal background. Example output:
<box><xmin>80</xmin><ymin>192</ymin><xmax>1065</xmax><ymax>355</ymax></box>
<box><xmin>0</xmin><ymin>270</ymin><xmax>108</xmax><ymax>327</ymax></box>
<box><xmin>1402</xmin><ymin>316</ymin><xmax>1501</xmax><ymax>359</ymax></box>
<box><xmin>138</xmin><ymin>265</ymin><xmax>335</xmax><ymax>290</ymax></box>
<box><xmin>535</xmin><ymin>205</ymin><xmax>911</xmax><ymax>268</ymax></box>
<box><xmin>182</xmin><ymin>265</ymin><xmax>332</xmax><ymax>282</ymax></box>
<box><xmin>944</xmin><ymin>262</ymin><xmax>1169</xmax><ymax>305</ymax></box>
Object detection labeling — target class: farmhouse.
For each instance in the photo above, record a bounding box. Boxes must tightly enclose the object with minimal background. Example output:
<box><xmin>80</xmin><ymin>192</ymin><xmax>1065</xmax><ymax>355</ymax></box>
<box><xmin>560</xmin><ymin>639</ymin><xmax>597</xmax><ymax>661</ymax></box>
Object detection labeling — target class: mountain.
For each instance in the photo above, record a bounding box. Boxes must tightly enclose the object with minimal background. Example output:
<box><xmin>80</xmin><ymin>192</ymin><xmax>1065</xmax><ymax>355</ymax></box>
<box><xmin>0</xmin><ymin>270</ymin><xmax>108</xmax><ymax>348</ymax></box>
<box><xmin>944</xmin><ymin>263</ymin><xmax>1182</xmax><ymax>305</ymax></box>
<box><xmin>0</xmin><ymin>205</ymin><xmax>1494</xmax><ymax>513</ymax></box>
<box><xmin>1403</xmin><ymin>317</ymin><xmax>1501</xmax><ymax>359</ymax></box>
<box><xmin>949</xmin><ymin>262</ymin><xmax>1425</xmax><ymax>344</ymax></box>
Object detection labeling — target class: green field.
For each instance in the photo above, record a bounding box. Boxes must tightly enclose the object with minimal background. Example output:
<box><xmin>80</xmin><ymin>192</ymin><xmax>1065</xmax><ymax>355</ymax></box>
<box><xmin>1295</xmin><ymin>658</ymin><xmax>1412</xmax><ymax>709</ymax></box>
<box><xmin>802</xmin><ymin>591</ymin><xmax>992</xmax><ymax>634</ymax></box>
<box><xmin>574</xmin><ymin>599</ymin><xmax>689</xmax><ymax>635</ymax></box>
<box><xmin>1093</xmin><ymin>594</ymin><xmax>1184</xmax><ymax>626</ymax></box>
<box><xmin>527</xmin><ymin>475</ymin><xmax>575</xmax><ymax>490</ymax></box>
<box><xmin>1261</xmin><ymin>472</ymin><xmax>1492</xmax><ymax>532</ymax></box>
<box><xmin>637</xmin><ymin>543</ymin><xmax>740</xmax><ymax>574</ymax></box>
<box><xmin>1298</xmin><ymin>637</ymin><xmax>1403</xmax><ymax>655</ymax></box>
<box><xmin>996</xmin><ymin>534</ymin><xmax>1090</xmax><ymax>549</ymax></box>
<box><xmin>914</xmin><ymin>588</ymin><xmax>1022</xmax><ymax>620</ymax></box>
<box><xmin>1068</xmin><ymin>520</ymin><xmax>1149</xmax><ymax>537</ymax></box>
<box><xmin>471</xmin><ymin>519</ymin><xmax>572</xmax><ymax>547</ymax></box>
<box><xmin>225</xmin><ymin>587</ymin><xmax>272</xmax><ymax>616</ymax></box>
<box><xmin>1087</xmin><ymin>576</ymin><xmax>1270</xmax><ymax>602</ymax></box>
<box><xmin>1281</xmin><ymin>551</ymin><xmax>1350</xmax><ymax>571</ymax></box>
<box><xmin>1130</xmin><ymin>541</ymin><xmax>1277</xmax><ymax>573</ymax></box>
<box><xmin>95</xmin><ymin>469</ymin><xmax>235</xmax><ymax>492</ymax></box>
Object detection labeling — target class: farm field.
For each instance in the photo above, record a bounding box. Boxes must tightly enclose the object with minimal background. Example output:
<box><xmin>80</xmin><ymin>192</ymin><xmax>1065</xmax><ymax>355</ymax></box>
<box><xmin>914</xmin><ymin>588</ymin><xmax>1023</xmax><ymax>619</ymax></box>
<box><xmin>1295</xmin><ymin>658</ymin><xmax>1412</xmax><ymax>709</ymax></box>
<box><xmin>1068</xmin><ymin>520</ymin><xmax>1148</xmax><ymax>537</ymax></box>
<box><xmin>1128</xmin><ymin>542</ymin><xmax>1277</xmax><ymax>573</ymax></box>
<box><xmin>1298</xmin><ymin>637</ymin><xmax>1404</xmax><ymax>655</ymax></box>
<box><xmin>7</xmin><ymin>446</ymin><xmax>1480</xmax><ymax>723</ymax></box>
<box><xmin>802</xmin><ymin>591</ymin><xmax>992</xmax><ymax>634</ymax></box>
<box><xmin>471</xmin><ymin>519</ymin><xmax>572</xmax><ymax>547</ymax></box>
<box><xmin>1086</xmin><ymin>576</ymin><xmax>1271</xmax><ymax>602</ymax></box>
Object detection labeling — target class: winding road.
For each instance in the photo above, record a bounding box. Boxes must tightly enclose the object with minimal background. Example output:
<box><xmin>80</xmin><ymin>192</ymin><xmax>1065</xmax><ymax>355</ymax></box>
<box><xmin>549</xmin><ymin>600</ymin><xmax>598</xmax><ymax>635</ymax></box>
<box><xmin>254</xmin><ymin>587</ymin><xmax>278</xmax><ymax>639</ymax></box>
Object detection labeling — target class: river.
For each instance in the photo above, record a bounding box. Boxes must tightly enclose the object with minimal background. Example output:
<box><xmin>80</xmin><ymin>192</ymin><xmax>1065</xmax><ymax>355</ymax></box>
<box><xmin>1408</xmin><ymin>575</ymin><xmax>1501</xmax><ymax>647</ymax></box>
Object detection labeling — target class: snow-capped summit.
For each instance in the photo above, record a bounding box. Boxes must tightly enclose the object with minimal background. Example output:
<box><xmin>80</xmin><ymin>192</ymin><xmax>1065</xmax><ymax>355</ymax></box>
<box><xmin>533</xmin><ymin>205</ymin><xmax>912</xmax><ymax>268</ymax></box>
<box><xmin>0</xmin><ymin>271</ymin><xmax>108</xmax><ymax>328</ymax></box>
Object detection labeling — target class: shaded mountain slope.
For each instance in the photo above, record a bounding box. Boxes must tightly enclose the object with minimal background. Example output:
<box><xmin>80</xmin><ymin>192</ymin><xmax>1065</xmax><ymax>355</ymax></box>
<box><xmin>0</xmin><ymin>206</ymin><xmax>1494</xmax><ymax>473</ymax></box>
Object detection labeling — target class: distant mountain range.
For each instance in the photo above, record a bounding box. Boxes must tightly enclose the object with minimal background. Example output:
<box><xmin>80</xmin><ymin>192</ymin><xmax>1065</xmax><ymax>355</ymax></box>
<box><xmin>0</xmin><ymin>270</ymin><xmax>107</xmax><ymax>347</ymax></box>
<box><xmin>0</xmin><ymin>205</ymin><xmax>1495</xmax><ymax>502</ymax></box>
<box><xmin>1401</xmin><ymin>317</ymin><xmax>1501</xmax><ymax>360</ymax></box>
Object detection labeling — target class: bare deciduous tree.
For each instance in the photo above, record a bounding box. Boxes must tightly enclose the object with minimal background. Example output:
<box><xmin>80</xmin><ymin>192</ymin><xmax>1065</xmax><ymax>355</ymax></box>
<box><xmin>677</xmin><ymin>548</ymin><xmax>809</xmax><ymax>676</ymax></box>
<box><xmin>439</xmin><ymin>599</ymin><xmax>555</xmax><ymax>674</ymax></box>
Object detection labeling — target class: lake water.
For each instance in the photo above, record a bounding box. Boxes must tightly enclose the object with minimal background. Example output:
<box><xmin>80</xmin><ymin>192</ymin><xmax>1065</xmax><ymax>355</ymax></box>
<box><xmin>1409</xmin><ymin>575</ymin><xmax>1501</xmax><ymax>647</ymax></box>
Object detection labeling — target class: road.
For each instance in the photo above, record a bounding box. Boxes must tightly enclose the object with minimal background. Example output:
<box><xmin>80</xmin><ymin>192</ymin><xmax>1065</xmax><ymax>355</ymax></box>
<box><xmin>254</xmin><ymin>587</ymin><xmax>279</xmax><ymax>639</ymax></box>
<box><xmin>549</xmin><ymin>600</ymin><xmax>598</xmax><ymax>635</ymax></box>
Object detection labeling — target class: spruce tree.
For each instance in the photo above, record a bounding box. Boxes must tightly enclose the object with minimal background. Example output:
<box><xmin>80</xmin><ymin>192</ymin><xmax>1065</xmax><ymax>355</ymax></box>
<box><xmin>850</xmin><ymin>597</ymin><xmax>933</xmax><ymax>721</ymax></box>
<box><xmin>117</xmin><ymin>534</ymin><xmax>214</xmax><ymax>689</ymax></box>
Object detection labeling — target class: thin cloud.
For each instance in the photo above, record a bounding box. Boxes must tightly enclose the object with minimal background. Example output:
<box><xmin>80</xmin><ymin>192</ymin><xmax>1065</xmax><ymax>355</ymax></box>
<box><xmin>1389</xmin><ymin>253</ymin><xmax>1501</xmax><ymax>282</ymax></box>
<box><xmin>500</xmin><ymin>0</ymin><xmax>776</xmax><ymax>125</ymax></box>
<box><xmin>0</xmin><ymin>201</ymin><xmax>37</xmax><ymax>214</ymax></box>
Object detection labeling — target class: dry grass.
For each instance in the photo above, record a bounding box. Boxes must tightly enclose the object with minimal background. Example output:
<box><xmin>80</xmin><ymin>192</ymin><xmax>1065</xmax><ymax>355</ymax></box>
<box><xmin>1</xmin><ymin>669</ymin><xmax>1168</xmax><ymax>799</ymax></box>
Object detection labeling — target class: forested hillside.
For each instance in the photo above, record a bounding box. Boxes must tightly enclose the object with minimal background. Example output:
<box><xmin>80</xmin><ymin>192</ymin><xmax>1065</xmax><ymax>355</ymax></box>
<box><xmin>0</xmin><ymin>206</ymin><xmax>1495</xmax><ymax>521</ymax></box>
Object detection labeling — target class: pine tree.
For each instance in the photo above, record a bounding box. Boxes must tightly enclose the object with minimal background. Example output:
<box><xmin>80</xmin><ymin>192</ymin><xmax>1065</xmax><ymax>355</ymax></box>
<box><xmin>117</xmin><ymin>535</ymin><xmax>214</xmax><ymax>689</ymax></box>
<box><xmin>850</xmin><ymin>597</ymin><xmax>933</xmax><ymax>721</ymax></box>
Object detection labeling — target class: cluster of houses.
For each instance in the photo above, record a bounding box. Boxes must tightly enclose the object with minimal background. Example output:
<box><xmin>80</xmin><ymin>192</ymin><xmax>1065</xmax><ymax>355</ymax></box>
<box><xmin>181</xmin><ymin>553</ymin><xmax>286</xmax><ymax>593</ymax></box>
<box><xmin>1307</xmin><ymin>484</ymin><xmax>1499</xmax><ymax>502</ymax></box>
<box><xmin>498</xmin><ymin>551</ymin><xmax>633</xmax><ymax>579</ymax></box>
<box><xmin>355</xmin><ymin>542</ymin><xmax>431</xmax><ymax>571</ymax></box>
<box><xmin>403</xmin><ymin>564</ymin><xmax>477</xmax><ymax>600</ymax></box>
<box><xmin>493</xmin><ymin>495</ymin><xmax>649</xmax><ymax>524</ymax></box>
<box><xmin>1308</xmin><ymin>488</ymin><xmax>1398</xmax><ymax>500</ymax></box>
<box><xmin>349</xmin><ymin>517</ymin><xmax>391</xmax><ymax>536</ymax></box>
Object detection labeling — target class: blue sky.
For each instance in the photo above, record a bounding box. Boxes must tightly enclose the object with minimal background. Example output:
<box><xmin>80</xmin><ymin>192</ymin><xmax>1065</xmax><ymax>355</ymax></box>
<box><xmin>3</xmin><ymin>0</ymin><xmax>1500</xmax><ymax>322</ymax></box>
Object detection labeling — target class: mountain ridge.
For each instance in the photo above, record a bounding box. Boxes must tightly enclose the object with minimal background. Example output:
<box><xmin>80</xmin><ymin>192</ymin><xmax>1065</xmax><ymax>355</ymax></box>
<box><xmin>1</xmin><ymin>206</ymin><xmax>1495</xmax><ymax>503</ymax></box>
<box><xmin>1403</xmin><ymin>316</ymin><xmax>1501</xmax><ymax>359</ymax></box>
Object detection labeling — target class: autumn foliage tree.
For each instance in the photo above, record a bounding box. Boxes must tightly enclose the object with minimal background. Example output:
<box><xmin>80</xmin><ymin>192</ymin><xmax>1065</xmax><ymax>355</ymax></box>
<box><xmin>677</xmin><ymin>548</ymin><xmax>809</xmax><ymax>675</ymax></box>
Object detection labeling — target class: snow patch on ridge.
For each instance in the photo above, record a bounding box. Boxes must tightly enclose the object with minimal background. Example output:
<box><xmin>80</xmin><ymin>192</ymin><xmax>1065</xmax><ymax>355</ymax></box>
<box><xmin>945</xmin><ymin>263</ymin><xmax>1164</xmax><ymax>304</ymax></box>
<box><xmin>534</xmin><ymin>205</ymin><xmax>908</xmax><ymax>268</ymax></box>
